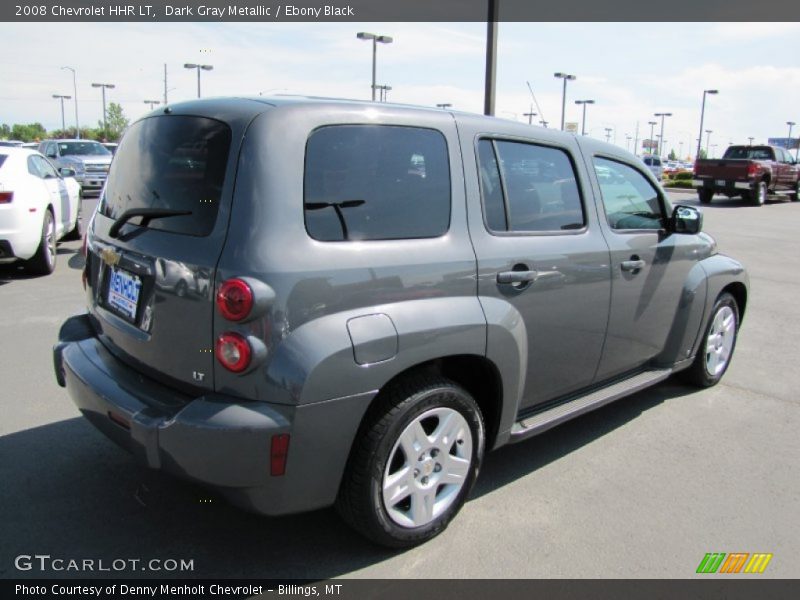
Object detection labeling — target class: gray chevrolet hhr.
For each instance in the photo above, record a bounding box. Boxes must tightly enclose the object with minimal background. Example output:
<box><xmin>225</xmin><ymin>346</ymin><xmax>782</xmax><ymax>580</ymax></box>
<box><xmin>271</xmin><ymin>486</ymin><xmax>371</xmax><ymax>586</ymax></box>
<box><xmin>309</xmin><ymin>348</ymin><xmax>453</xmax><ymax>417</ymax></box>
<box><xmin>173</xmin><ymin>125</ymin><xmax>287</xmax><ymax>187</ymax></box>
<box><xmin>54</xmin><ymin>96</ymin><xmax>748</xmax><ymax>547</ymax></box>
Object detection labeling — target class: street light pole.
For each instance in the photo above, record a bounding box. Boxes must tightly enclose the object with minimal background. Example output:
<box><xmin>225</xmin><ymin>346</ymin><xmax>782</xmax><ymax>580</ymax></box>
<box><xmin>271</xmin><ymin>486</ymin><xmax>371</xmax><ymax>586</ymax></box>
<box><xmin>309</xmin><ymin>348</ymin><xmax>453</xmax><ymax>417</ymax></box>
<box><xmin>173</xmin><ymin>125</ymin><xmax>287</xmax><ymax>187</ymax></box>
<box><xmin>696</xmin><ymin>89</ymin><xmax>718</xmax><ymax>160</ymax></box>
<box><xmin>144</xmin><ymin>99</ymin><xmax>160</xmax><ymax>110</ymax></box>
<box><xmin>183</xmin><ymin>63</ymin><xmax>213</xmax><ymax>98</ymax></box>
<box><xmin>52</xmin><ymin>94</ymin><xmax>72</xmax><ymax>132</ymax></box>
<box><xmin>705</xmin><ymin>129</ymin><xmax>712</xmax><ymax>155</ymax></box>
<box><xmin>554</xmin><ymin>72</ymin><xmax>576</xmax><ymax>131</ymax></box>
<box><xmin>91</xmin><ymin>82</ymin><xmax>115</xmax><ymax>139</ymax></box>
<box><xmin>436</xmin><ymin>103</ymin><xmax>452</xmax><ymax>110</ymax></box>
<box><xmin>654</xmin><ymin>112</ymin><xmax>672</xmax><ymax>158</ymax></box>
<box><xmin>648</xmin><ymin>121</ymin><xmax>657</xmax><ymax>154</ymax></box>
<box><xmin>61</xmin><ymin>66</ymin><xmax>79</xmax><ymax>138</ymax></box>
<box><xmin>604</xmin><ymin>127</ymin><xmax>613</xmax><ymax>143</ymax></box>
<box><xmin>626</xmin><ymin>135</ymin><xmax>632</xmax><ymax>152</ymax></box>
<box><xmin>357</xmin><ymin>32</ymin><xmax>393</xmax><ymax>102</ymax></box>
<box><xmin>523</xmin><ymin>104</ymin><xmax>537</xmax><ymax>125</ymax></box>
<box><xmin>575</xmin><ymin>100</ymin><xmax>595</xmax><ymax>135</ymax></box>
<box><xmin>748</xmin><ymin>137</ymin><xmax>754</xmax><ymax>146</ymax></box>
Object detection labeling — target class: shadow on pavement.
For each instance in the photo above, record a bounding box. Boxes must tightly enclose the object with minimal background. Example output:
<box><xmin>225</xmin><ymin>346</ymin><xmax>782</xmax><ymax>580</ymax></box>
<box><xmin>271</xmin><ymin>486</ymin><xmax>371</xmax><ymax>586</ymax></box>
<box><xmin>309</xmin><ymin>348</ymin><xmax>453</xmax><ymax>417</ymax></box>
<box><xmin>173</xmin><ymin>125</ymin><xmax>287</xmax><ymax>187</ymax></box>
<box><xmin>1</xmin><ymin>380</ymin><xmax>695</xmax><ymax>580</ymax></box>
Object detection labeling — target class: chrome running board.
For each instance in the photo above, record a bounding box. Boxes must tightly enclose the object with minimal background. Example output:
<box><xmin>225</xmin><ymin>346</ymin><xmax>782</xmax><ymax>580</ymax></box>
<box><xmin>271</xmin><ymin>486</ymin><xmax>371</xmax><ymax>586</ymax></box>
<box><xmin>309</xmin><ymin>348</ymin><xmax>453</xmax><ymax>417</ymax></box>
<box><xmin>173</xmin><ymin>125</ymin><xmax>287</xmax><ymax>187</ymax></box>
<box><xmin>510</xmin><ymin>368</ymin><xmax>672</xmax><ymax>441</ymax></box>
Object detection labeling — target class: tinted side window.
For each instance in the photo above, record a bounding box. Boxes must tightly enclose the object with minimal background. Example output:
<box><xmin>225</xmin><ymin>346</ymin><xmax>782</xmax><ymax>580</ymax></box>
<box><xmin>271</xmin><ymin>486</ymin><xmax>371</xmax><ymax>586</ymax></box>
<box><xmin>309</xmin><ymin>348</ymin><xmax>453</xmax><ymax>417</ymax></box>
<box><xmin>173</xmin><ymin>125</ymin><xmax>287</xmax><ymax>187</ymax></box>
<box><xmin>593</xmin><ymin>157</ymin><xmax>664</xmax><ymax>230</ymax></box>
<box><xmin>35</xmin><ymin>156</ymin><xmax>58</xmax><ymax>178</ymax></box>
<box><xmin>27</xmin><ymin>156</ymin><xmax>42</xmax><ymax>177</ymax></box>
<box><xmin>478</xmin><ymin>139</ymin><xmax>584</xmax><ymax>233</ymax></box>
<box><xmin>304</xmin><ymin>125</ymin><xmax>451</xmax><ymax>241</ymax></box>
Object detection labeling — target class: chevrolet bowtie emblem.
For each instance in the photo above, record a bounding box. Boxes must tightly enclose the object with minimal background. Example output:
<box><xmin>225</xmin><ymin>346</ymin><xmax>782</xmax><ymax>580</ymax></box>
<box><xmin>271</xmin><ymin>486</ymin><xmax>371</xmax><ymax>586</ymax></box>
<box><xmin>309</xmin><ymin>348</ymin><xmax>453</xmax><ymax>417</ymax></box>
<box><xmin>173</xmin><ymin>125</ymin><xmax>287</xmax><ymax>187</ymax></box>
<box><xmin>100</xmin><ymin>248</ymin><xmax>121</xmax><ymax>267</ymax></box>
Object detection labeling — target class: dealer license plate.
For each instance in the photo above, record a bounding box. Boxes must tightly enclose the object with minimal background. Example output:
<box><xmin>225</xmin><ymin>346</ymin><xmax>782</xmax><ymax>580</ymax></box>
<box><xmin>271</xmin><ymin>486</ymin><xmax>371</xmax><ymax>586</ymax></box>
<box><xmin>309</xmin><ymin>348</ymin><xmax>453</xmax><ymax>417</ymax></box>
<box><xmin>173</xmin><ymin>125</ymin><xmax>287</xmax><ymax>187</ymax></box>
<box><xmin>716</xmin><ymin>179</ymin><xmax>726</xmax><ymax>186</ymax></box>
<box><xmin>107</xmin><ymin>268</ymin><xmax>141</xmax><ymax>321</ymax></box>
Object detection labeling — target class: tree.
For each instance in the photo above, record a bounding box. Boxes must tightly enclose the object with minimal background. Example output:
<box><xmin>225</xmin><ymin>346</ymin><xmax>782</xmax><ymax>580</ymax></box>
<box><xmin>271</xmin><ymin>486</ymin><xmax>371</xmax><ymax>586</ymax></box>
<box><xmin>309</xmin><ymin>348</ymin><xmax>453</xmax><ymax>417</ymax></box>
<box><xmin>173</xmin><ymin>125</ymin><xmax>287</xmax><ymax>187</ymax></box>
<box><xmin>0</xmin><ymin>124</ymin><xmax>11</xmax><ymax>139</ymax></box>
<box><xmin>97</xmin><ymin>102</ymin><xmax>128</xmax><ymax>142</ymax></box>
<box><xmin>668</xmin><ymin>149</ymin><xmax>677</xmax><ymax>160</ymax></box>
<box><xmin>697</xmin><ymin>148</ymin><xmax>708</xmax><ymax>160</ymax></box>
<box><xmin>10</xmin><ymin>122</ymin><xmax>47</xmax><ymax>142</ymax></box>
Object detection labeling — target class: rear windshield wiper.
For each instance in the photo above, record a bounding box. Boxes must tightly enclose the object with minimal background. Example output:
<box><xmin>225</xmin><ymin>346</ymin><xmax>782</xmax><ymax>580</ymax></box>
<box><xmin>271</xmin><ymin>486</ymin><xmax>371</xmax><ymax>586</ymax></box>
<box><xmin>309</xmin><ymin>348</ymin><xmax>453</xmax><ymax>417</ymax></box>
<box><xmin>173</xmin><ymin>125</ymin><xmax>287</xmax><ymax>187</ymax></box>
<box><xmin>108</xmin><ymin>208</ymin><xmax>192</xmax><ymax>238</ymax></box>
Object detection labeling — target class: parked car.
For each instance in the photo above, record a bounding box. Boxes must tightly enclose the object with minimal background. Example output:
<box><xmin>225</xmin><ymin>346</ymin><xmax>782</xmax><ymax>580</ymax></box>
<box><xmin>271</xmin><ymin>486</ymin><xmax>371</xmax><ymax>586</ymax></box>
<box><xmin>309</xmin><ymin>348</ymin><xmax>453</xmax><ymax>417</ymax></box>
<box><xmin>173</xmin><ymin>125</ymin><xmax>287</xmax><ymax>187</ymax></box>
<box><xmin>693</xmin><ymin>145</ymin><xmax>800</xmax><ymax>205</ymax></box>
<box><xmin>640</xmin><ymin>154</ymin><xmax>663</xmax><ymax>180</ymax></box>
<box><xmin>0</xmin><ymin>140</ymin><xmax>25</xmax><ymax>147</ymax></box>
<box><xmin>102</xmin><ymin>142</ymin><xmax>119</xmax><ymax>155</ymax></box>
<box><xmin>38</xmin><ymin>139</ymin><xmax>113</xmax><ymax>197</ymax></box>
<box><xmin>0</xmin><ymin>147</ymin><xmax>82</xmax><ymax>274</ymax></box>
<box><xmin>54</xmin><ymin>97</ymin><xmax>748</xmax><ymax>548</ymax></box>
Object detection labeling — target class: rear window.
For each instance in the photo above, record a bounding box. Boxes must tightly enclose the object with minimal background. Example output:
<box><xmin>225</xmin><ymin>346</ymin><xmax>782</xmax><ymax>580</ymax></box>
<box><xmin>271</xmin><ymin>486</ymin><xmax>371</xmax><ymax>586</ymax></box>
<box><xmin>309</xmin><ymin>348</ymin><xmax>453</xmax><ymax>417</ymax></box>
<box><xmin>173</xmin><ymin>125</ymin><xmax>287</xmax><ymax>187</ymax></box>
<box><xmin>723</xmin><ymin>146</ymin><xmax>772</xmax><ymax>160</ymax></box>
<box><xmin>304</xmin><ymin>125</ymin><xmax>451</xmax><ymax>241</ymax></box>
<box><xmin>100</xmin><ymin>116</ymin><xmax>231</xmax><ymax>237</ymax></box>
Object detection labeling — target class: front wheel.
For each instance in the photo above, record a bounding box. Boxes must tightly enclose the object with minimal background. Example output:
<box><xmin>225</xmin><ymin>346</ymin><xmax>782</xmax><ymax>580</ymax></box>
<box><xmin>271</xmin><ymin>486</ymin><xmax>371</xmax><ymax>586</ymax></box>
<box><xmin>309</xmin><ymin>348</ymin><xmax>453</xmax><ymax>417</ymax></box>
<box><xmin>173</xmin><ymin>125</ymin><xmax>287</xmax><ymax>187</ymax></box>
<box><xmin>681</xmin><ymin>292</ymin><xmax>740</xmax><ymax>388</ymax></box>
<box><xmin>25</xmin><ymin>209</ymin><xmax>56</xmax><ymax>275</ymax></box>
<box><xmin>63</xmin><ymin>196</ymin><xmax>83</xmax><ymax>241</ymax></box>
<box><xmin>336</xmin><ymin>375</ymin><xmax>485</xmax><ymax>548</ymax></box>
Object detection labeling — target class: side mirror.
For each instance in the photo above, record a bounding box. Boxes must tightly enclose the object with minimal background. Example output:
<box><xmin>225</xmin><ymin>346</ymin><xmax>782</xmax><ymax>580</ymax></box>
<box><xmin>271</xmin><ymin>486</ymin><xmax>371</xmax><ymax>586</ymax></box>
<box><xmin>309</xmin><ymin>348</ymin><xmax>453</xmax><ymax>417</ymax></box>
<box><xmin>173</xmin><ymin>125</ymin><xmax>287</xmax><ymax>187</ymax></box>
<box><xmin>671</xmin><ymin>204</ymin><xmax>702</xmax><ymax>234</ymax></box>
<box><xmin>46</xmin><ymin>152</ymin><xmax>57</xmax><ymax>159</ymax></box>
<box><xmin>59</xmin><ymin>167</ymin><xmax>76</xmax><ymax>178</ymax></box>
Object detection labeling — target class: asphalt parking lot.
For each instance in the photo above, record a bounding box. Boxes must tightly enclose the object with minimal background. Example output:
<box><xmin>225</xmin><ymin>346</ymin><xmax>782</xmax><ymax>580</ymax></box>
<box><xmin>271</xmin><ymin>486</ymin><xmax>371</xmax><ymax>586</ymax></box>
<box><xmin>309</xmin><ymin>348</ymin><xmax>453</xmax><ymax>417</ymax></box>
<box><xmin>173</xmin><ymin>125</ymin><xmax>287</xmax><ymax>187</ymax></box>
<box><xmin>1</xmin><ymin>190</ymin><xmax>798</xmax><ymax>580</ymax></box>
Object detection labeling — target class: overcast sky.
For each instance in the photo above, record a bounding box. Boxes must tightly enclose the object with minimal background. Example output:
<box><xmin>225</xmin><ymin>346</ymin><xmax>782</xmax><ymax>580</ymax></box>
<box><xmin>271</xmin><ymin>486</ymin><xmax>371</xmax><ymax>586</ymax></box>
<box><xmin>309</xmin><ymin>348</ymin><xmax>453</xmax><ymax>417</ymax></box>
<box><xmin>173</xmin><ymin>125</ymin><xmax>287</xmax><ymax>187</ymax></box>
<box><xmin>2</xmin><ymin>21</ymin><xmax>799</xmax><ymax>159</ymax></box>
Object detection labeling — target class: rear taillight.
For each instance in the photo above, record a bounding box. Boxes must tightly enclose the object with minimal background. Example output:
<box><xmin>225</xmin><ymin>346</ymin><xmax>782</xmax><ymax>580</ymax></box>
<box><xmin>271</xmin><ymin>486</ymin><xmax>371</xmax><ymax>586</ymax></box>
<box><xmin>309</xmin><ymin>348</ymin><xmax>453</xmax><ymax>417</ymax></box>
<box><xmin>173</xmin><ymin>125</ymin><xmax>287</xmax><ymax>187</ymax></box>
<box><xmin>216</xmin><ymin>278</ymin><xmax>254</xmax><ymax>321</ymax></box>
<box><xmin>747</xmin><ymin>162</ymin><xmax>759</xmax><ymax>177</ymax></box>
<box><xmin>270</xmin><ymin>434</ymin><xmax>291</xmax><ymax>476</ymax></box>
<box><xmin>215</xmin><ymin>332</ymin><xmax>251</xmax><ymax>373</ymax></box>
<box><xmin>0</xmin><ymin>191</ymin><xmax>13</xmax><ymax>203</ymax></box>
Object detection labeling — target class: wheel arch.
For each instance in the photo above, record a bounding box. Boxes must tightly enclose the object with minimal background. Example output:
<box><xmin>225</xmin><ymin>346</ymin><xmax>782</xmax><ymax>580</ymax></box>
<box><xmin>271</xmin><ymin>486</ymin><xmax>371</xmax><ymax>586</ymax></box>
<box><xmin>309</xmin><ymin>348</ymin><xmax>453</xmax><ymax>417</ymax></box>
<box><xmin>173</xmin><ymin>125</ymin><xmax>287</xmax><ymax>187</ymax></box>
<box><xmin>350</xmin><ymin>354</ymin><xmax>505</xmax><ymax>456</ymax></box>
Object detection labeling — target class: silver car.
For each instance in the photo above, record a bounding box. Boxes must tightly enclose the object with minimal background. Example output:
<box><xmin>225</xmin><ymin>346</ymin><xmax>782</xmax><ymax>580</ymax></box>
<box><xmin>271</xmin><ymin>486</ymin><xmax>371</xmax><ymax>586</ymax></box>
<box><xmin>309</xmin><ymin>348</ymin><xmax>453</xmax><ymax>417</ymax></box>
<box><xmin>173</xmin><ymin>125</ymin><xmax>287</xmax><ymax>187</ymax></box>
<box><xmin>641</xmin><ymin>154</ymin><xmax>664</xmax><ymax>180</ymax></box>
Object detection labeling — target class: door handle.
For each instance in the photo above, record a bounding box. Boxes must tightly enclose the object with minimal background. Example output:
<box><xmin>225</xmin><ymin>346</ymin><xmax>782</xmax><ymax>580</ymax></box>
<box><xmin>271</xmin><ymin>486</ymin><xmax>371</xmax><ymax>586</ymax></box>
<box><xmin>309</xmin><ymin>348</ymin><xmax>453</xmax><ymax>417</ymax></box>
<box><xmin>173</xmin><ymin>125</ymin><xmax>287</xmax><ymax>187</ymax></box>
<box><xmin>497</xmin><ymin>270</ymin><xmax>538</xmax><ymax>284</ymax></box>
<box><xmin>621</xmin><ymin>259</ymin><xmax>646</xmax><ymax>272</ymax></box>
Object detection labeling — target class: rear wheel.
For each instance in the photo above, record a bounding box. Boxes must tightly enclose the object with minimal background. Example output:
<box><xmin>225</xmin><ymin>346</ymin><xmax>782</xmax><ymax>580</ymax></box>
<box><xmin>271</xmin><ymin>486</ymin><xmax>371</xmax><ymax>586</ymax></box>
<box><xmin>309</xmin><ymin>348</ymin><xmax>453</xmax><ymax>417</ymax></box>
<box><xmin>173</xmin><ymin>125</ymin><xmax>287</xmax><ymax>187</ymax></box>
<box><xmin>749</xmin><ymin>180</ymin><xmax>767</xmax><ymax>206</ymax></box>
<box><xmin>336</xmin><ymin>374</ymin><xmax>485</xmax><ymax>548</ymax></box>
<box><xmin>698</xmin><ymin>189</ymin><xmax>713</xmax><ymax>204</ymax></box>
<box><xmin>792</xmin><ymin>180</ymin><xmax>800</xmax><ymax>202</ymax></box>
<box><xmin>25</xmin><ymin>208</ymin><xmax>56</xmax><ymax>275</ymax></box>
<box><xmin>681</xmin><ymin>292</ymin><xmax>739</xmax><ymax>388</ymax></box>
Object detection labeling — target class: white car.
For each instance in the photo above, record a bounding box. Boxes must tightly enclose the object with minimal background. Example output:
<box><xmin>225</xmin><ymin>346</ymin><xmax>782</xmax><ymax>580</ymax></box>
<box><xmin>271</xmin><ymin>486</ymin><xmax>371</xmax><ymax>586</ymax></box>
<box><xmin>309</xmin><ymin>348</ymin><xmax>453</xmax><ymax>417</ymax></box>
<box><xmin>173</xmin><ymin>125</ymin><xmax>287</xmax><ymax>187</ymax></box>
<box><xmin>0</xmin><ymin>148</ymin><xmax>82</xmax><ymax>275</ymax></box>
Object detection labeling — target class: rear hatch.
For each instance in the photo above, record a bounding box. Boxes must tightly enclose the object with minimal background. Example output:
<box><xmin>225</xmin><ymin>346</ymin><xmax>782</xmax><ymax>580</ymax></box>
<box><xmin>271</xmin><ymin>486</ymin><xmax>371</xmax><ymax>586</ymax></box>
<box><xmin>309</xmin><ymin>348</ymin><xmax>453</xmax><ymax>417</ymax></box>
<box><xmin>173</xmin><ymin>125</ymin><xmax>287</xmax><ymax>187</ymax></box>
<box><xmin>84</xmin><ymin>109</ymin><xmax>246</xmax><ymax>393</ymax></box>
<box><xmin>695</xmin><ymin>159</ymin><xmax>751</xmax><ymax>180</ymax></box>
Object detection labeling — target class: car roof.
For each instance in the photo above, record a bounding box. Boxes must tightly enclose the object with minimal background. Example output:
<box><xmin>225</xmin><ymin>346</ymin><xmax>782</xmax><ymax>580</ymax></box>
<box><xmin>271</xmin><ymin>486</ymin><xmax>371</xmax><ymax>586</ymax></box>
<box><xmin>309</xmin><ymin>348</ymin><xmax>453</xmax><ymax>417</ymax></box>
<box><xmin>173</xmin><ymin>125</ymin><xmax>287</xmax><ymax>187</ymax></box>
<box><xmin>0</xmin><ymin>146</ymin><xmax>40</xmax><ymax>156</ymax></box>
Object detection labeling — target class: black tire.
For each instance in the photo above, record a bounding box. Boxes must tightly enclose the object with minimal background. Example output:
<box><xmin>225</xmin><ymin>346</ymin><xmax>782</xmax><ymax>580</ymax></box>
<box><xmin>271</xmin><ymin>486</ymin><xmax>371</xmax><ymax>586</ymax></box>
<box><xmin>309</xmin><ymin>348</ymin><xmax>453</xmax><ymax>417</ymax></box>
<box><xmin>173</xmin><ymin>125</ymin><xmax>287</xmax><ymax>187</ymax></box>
<box><xmin>681</xmin><ymin>292</ymin><xmax>740</xmax><ymax>388</ymax></box>
<box><xmin>25</xmin><ymin>208</ymin><xmax>56</xmax><ymax>275</ymax></box>
<box><xmin>749</xmin><ymin>180</ymin><xmax>767</xmax><ymax>206</ymax></box>
<box><xmin>792</xmin><ymin>180</ymin><xmax>800</xmax><ymax>202</ymax></box>
<box><xmin>336</xmin><ymin>374</ymin><xmax>485</xmax><ymax>548</ymax></box>
<box><xmin>63</xmin><ymin>196</ymin><xmax>83</xmax><ymax>241</ymax></box>
<box><xmin>698</xmin><ymin>189</ymin><xmax>713</xmax><ymax>204</ymax></box>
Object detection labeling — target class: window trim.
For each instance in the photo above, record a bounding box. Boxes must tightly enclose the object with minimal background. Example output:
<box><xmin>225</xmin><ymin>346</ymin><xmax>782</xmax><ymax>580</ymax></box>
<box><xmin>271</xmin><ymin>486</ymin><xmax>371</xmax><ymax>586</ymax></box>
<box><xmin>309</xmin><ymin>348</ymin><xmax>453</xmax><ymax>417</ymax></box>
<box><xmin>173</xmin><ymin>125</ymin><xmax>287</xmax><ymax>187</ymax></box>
<box><xmin>592</xmin><ymin>154</ymin><xmax>669</xmax><ymax>235</ymax></box>
<box><xmin>302</xmin><ymin>123</ymin><xmax>453</xmax><ymax>243</ymax></box>
<box><xmin>474</xmin><ymin>134</ymin><xmax>589</xmax><ymax>238</ymax></box>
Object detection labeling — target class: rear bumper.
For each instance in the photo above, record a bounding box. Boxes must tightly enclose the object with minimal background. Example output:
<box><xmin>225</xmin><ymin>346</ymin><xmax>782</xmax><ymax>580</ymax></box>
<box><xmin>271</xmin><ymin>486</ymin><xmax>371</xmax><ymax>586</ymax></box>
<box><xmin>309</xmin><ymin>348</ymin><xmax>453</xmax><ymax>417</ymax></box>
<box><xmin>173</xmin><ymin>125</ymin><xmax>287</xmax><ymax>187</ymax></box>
<box><xmin>53</xmin><ymin>314</ymin><xmax>375</xmax><ymax>516</ymax></box>
<box><xmin>692</xmin><ymin>178</ymin><xmax>753</xmax><ymax>192</ymax></box>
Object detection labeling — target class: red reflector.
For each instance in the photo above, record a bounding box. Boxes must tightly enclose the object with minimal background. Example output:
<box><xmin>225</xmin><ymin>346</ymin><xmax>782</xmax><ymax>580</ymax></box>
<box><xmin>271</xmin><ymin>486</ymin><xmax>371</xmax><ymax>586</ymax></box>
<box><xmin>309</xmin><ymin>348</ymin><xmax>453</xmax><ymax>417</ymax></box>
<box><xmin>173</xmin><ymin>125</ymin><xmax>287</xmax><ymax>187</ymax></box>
<box><xmin>108</xmin><ymin>411</ymin><xmax>130</xmax><ymax>430</ymax></box>
<box><xmin>0</xmin><ymin>191</ymin><xmax>12</xmax><ymax>203</ymax></box>
<box><xmin>217</xmin><ymin>278</ymin><xmax>254</xmax><ymax>321</ymax></box>
<box><xmin>215</xmin><ymin>332</ymin><xmax>251</xmax><ymax>373</ymax></box>
<box><xmin>271</xmin><ymin>434</ymin><xmax>290</xmax><ymax>476</ymax></box>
